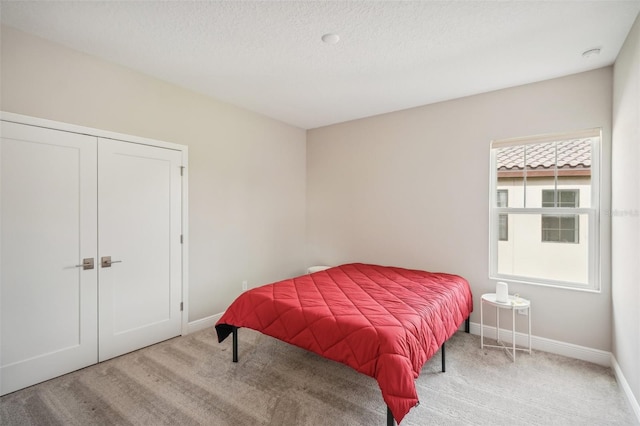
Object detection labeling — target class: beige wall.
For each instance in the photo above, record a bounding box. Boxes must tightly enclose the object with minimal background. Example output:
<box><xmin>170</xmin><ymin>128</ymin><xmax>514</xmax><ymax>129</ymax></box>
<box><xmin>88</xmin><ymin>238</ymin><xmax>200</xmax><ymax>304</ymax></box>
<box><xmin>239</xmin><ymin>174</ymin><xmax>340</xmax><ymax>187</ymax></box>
<box><xmin>2</xmin><ymin>22</ymin><xmax>627</xmax><ymax>366</ymax></box>
<box><xmin>0</xmin><ymin>26</ymin><xmax>308</xmax><ymax>321</ymax></box>
<box><xmin>307</xmin><ymin>68</ymin><xmax>613</xmax><ymax>351</ymax></box>
<box><xmin>612</xmin><ymin>13</ymin><xmax>640</xmax><ymax>412</ymax></box>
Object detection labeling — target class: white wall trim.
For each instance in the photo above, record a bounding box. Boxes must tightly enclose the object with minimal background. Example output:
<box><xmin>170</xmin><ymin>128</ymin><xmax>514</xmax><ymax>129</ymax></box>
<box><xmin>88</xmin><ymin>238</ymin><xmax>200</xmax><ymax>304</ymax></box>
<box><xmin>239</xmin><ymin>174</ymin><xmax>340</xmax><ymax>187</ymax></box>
<box><xmin>179</xmin><ymin>150</ymin><xmax>190</xmax><ymax>336</ymax></box>
<box><xmin>0</xmin><ymin>111</ymin><xmax>185</xmax><ymax>151</ymax></box>
<box><xmin>469</xmin><ymin>321</ymin><xmax>611</xmax><ymax>366</ymax></box>
<box><xmin>193</xmin><ymin>317</ymin><xmax>636</xmax><ymax>418</ymax></box>
<box><xmin>193</xmin><ymin>318</ymin><xmax>612</xmax><ymax>366</ymax></box>
<box><xmin>187</xmin><ymin>312</ymin><xmax>223</xmax><ymax>334</ymax></box>
<box><xmin>611</xmin><ymin>355</ymin><xmax>640</xmax><ymax>423</ymax></box>
<box><xmin>191</xmin><ymin>318</ymin><xmax>613</xmax><ymax>366</ymax></box>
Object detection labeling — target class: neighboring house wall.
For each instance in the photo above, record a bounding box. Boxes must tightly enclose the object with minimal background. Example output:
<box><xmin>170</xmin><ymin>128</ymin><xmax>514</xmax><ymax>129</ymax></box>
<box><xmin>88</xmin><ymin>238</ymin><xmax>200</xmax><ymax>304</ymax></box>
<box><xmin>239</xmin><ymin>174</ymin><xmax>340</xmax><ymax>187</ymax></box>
<box><xmin>0</xmin><ymin>26</ymin><xmax>308</xmax><ymax>322</ymax></box>
<box><xmin>307</xmin><ymin>67</ymin><xmax>613</xmax><ymax>351</ymax></box>
<box><xmin>497</xmin><ymin>176</ymin><xmax>591</xmax><ymax>284</ymax></box>
<box><xmin>612</xmin><ymin>13</ymin><xmax>640</xmax><ymax>413</ymax></box>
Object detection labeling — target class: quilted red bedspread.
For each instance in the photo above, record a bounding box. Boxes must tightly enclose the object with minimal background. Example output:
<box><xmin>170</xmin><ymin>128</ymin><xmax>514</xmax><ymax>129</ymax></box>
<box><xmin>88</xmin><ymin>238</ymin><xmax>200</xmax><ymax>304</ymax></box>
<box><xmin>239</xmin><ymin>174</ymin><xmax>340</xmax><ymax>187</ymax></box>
<box><xmin>215</xmin><ymin>263</ymin><xmax>473</xmax><ymax>424</ymax></box>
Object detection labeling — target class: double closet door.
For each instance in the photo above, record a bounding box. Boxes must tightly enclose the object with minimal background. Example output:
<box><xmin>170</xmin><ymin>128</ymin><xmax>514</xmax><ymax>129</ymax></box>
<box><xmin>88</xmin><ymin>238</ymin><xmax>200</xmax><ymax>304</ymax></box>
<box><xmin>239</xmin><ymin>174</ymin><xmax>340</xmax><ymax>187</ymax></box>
<box><xmin>1</xmin><ymin>120</ymin><xmax>184</xmax><ymax>395</ymax></box>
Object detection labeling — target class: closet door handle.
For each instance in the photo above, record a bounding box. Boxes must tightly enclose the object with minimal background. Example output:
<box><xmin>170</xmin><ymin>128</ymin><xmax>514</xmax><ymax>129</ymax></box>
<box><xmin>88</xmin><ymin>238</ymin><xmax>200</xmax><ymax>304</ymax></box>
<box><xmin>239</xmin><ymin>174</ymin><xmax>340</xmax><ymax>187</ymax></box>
<box><xmin>75</xmin><ymin>258</ymin><xmax>94</xmax><ymax>270</ymax></box>
<box><xmin>101</xmin><ymin>256</ymin><xmax>122</xmax><ymax>268</ymax></box>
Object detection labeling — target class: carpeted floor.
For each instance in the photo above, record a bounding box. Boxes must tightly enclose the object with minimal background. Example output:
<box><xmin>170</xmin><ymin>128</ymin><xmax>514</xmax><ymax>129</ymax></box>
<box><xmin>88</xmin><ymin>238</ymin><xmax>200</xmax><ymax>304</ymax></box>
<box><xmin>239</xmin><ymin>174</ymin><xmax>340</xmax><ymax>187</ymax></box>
<box><xmin>1</xmin><ymin>327</ymin><xmax>637</xmax><ymax>425</ymax></box>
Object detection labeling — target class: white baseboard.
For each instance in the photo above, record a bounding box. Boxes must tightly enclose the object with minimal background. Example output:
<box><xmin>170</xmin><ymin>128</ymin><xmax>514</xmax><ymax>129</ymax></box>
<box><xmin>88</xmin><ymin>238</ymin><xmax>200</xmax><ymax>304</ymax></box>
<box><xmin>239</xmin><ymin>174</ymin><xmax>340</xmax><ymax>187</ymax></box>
<box><xmin>192</xmin><ymin>317</ymin><xmax>611</xmax><ymax>366</ymax></box>
<box><xmin>191</xmin><ymin>317</ymin><xmax>611</xmax><ymax>366</ymax></box>
<box><xmin>469</xmin><ymin>321</ymin><xmax>611</xmax><ymax>367</ymax></box>
<box><xmin>611</xmin><ymin>355</ymin><xmax>640</xmax><ymax>423</ymax></box>
<box><xmin>186</xmin><ymin>312</ymin><xmax>222</xmax><ymax>334</ymax></box>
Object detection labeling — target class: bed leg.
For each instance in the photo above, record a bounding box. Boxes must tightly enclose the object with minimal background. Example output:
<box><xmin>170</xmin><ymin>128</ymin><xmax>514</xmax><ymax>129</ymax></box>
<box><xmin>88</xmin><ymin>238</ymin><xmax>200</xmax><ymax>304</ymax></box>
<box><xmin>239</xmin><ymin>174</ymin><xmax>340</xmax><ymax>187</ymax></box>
<box><xmin>441</xmin><ymin>341</ymin><xmax>446</xmax><ymax>373</ymax></box>
<box><xmin>465</xmin><ymin>317</ymin><xmax>470</xmax><ymax>333</ymax></box>
<box><xmin>387</xmin><ymin>406</ymin><xmax>395</xmax><ymax>426</ymax></box>
<box><xmin>232</xmin><ymin>326</ymin><xmax>238</xmax><ymax>363</ymax></box>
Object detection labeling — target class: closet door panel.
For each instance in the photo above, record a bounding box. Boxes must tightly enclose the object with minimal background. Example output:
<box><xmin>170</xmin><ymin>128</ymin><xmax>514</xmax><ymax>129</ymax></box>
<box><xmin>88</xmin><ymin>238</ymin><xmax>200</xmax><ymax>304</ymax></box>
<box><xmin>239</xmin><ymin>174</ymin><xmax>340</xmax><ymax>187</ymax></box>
<box><xmin>98</xmin><ymin>138</ymin><xmax>182</xmax><ymax>361</ymax></box>
<box><xmin>0</xmin><ymin>122</ymin><xmax>98</xmax><ymax>395</ymax></box>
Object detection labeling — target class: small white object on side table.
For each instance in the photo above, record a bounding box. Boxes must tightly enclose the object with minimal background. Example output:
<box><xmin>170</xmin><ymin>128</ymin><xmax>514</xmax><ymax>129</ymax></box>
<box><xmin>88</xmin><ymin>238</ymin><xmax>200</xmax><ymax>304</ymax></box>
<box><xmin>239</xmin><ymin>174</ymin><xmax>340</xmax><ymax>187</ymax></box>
<box><xmin>480</xmin><ymin>293</ymin><xmax>531</xmax><ymax>362</ymax></box>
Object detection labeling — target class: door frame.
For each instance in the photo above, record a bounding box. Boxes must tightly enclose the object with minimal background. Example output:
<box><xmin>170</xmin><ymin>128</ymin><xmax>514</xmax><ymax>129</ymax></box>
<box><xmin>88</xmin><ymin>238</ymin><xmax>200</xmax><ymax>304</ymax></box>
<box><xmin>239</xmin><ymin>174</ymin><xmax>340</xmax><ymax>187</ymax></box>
<box><xmin>0</xmin><ymin>111</ymin><xmax>190</xmax><ymax>335</ymax></box>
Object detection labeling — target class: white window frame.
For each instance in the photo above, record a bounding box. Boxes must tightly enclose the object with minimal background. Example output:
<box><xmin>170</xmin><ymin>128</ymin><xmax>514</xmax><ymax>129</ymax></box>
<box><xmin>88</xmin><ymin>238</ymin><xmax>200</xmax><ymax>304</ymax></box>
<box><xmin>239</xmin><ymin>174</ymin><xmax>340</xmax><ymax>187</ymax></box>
<box><xmin>489</xmin><ymin>128</ymin><xmax>601</xmax><ymax>292</ymax></box>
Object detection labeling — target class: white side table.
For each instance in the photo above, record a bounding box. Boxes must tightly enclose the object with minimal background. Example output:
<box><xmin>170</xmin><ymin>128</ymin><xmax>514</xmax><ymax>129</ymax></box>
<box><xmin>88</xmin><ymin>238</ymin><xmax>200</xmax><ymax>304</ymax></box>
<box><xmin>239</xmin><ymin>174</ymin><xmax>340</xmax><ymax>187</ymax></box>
<box><xmin>480</xmin><ymin>293</ymin><xmax>531</xmax><ymax>361</ymax></box>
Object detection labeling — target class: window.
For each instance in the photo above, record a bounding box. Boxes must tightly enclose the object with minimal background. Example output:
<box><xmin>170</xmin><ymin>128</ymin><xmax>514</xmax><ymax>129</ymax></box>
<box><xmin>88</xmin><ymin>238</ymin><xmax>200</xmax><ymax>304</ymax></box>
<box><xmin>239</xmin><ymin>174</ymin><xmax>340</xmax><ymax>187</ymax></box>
<box><xmin>542</xmin><ymin>189</ymin><xmax>579</xmax><ymax>208</ymax></box>
<box><xmin>542</xmin><ymin>189</ymin><xmax>579</xmax><ymax>243</ymax></box>
<box><xmin>489</xmin><ymin>129</ymin><xmax>600</xmax><ymax>291</ymax></box>
<box><xmin>497</xmin><ymin>190</ymin><xmax>508</xmax><ymax>241</ymax></box>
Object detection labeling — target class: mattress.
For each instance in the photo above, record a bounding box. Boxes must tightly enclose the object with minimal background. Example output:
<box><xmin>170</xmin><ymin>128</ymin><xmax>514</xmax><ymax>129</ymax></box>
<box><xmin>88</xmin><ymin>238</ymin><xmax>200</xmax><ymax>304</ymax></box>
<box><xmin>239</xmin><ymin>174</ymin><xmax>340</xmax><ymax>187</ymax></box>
<box><xmin>215</xmin><ymin>263</ymin><xmax>473</xmax><ymax>423</ymax></box>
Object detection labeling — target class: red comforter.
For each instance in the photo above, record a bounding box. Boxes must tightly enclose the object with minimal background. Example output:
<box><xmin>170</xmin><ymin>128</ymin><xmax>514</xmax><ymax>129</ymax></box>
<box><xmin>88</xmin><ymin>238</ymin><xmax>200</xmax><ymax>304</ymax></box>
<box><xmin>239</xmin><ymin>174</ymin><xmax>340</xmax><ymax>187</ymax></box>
<box><xmin>215</xmin><ymin>263</ymin><xmax>473</xmax><ymax>424</ymax></box>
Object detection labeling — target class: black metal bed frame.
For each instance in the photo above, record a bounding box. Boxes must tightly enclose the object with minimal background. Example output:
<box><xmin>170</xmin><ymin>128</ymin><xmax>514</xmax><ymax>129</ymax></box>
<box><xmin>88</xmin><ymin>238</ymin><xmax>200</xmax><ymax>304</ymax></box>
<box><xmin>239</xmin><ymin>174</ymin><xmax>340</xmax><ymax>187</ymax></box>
<box><xmin>229</xmin><ymin>317</ymin><xmax>470</xmax><ymax>426</ymax></box>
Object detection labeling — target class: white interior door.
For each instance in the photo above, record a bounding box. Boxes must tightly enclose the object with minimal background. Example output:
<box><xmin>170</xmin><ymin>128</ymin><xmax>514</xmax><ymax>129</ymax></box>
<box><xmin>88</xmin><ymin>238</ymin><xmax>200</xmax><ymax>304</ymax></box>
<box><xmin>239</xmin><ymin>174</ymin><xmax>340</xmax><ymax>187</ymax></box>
<box><xmin>97</xmin><ymin>138</ymin><xmax>182</xmax><ymax>361</ymax></box>
<box><xmin>1</xmin><ymin>122</ymin><xmax>98</xmax><ymax>395</ymax></box>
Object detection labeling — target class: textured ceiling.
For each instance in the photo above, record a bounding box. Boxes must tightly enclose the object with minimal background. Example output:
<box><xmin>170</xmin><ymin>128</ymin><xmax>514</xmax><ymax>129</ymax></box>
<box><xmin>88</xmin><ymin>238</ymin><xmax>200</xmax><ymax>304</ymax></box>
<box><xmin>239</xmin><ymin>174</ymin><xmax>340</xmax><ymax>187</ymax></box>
<box><xmin>1</xmin><ymin>1</ymin><xmax>639</xmax><ymax>129</ymax></box>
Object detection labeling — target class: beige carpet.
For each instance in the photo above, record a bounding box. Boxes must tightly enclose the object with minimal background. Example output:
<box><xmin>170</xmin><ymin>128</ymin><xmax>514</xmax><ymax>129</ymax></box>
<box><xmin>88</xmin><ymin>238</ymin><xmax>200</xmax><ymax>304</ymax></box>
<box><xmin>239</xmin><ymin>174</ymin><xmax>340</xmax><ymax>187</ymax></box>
<box><xmin>1</xmin><ymin>327</ymin><xmax>637</xmax><ymax>425</ymax></box>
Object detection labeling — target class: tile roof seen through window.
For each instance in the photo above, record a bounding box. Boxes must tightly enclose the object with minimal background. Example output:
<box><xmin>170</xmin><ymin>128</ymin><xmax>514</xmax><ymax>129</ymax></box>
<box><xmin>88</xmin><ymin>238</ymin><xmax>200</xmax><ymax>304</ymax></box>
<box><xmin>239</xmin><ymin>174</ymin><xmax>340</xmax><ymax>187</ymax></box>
<box><xmin>497</xmin><ymin>139</ymin><xmax>592</xmax><ymax>171</ymax></box>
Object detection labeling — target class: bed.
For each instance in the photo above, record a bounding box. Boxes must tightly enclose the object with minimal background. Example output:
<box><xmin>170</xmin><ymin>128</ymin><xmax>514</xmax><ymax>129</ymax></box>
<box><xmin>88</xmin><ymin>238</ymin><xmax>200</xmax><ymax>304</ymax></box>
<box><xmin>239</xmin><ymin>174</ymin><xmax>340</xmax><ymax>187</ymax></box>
<box><xmin>215</xmin><ymin>263</ymin><xmax>473</xmax><ymax>425</ymax></box>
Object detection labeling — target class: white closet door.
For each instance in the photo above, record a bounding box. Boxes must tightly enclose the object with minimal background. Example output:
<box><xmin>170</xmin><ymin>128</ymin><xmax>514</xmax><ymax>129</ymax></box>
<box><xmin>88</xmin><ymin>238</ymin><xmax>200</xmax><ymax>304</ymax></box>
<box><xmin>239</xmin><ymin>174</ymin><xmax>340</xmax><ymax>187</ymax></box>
<box><xmin>97</xmin><ymin>138</ymin><xmax>182</xmax><ymax>361</ymax></box>
<box><xmin>1</xmin><ymin>122</ymin><xmax>98</xmax><ymax>395</ymax></box>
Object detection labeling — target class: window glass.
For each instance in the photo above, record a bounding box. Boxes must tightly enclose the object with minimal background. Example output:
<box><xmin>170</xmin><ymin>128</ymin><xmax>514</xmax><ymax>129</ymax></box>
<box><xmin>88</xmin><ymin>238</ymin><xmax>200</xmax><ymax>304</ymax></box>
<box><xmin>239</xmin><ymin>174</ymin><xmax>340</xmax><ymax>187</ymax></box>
<box><xmin>497</xmin><ymin>190</ymin><xmax>508</xmax><ymax>241</ymax></box>
<box><xmin>542</xmin><ymin>189</ymin><xmax>579</xmax><ymax>243</ymax></box>
<box><xmin>541</xmin><ymin>214</ymin><xmax>579</xmax><ymax>243</ymax></box>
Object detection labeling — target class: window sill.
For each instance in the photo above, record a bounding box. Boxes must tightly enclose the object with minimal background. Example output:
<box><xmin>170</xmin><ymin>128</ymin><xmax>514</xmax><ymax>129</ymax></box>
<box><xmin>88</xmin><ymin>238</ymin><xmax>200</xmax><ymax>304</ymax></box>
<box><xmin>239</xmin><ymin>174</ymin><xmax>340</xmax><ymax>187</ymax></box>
<box><xmin>489</xmin><ymin>275</ymin><xmax>601</xmax><ymax>293</ymax></box>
